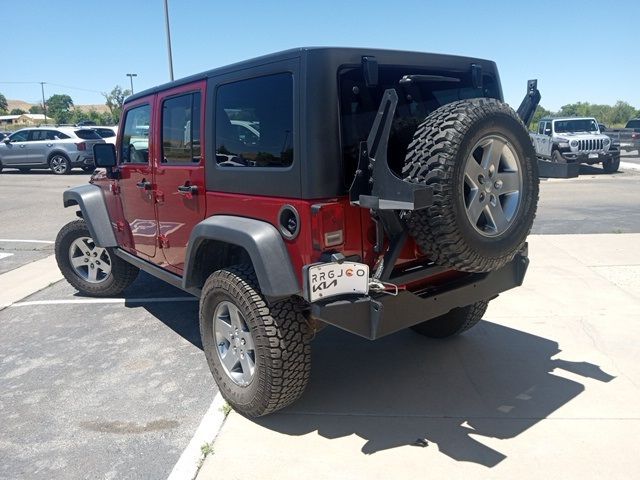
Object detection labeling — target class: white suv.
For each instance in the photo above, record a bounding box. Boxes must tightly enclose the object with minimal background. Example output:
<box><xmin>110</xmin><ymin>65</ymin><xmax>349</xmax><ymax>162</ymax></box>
<box><xmin>0</xmin><ymin>127</ymin><xmax>105</xmax><ymax>174</ymax></box>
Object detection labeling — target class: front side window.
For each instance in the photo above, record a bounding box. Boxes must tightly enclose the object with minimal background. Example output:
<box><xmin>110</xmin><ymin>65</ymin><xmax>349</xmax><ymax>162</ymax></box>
<box><xmin>215</xmin><ymin>73</ymin><xmax>293</xmax><ymax>168</ymax></box>
<box><xmin>161</xmin><ymin>92</ymin><xmax>201</xmax><ymax>164</ymax></box>
<box><xmin>538</xmin><ymin>122</ymin><xmax>545</xmax><ymax>134</ymax></box>
<box><xmin>627</xmin><ymin>120</ymin><xmax>640</xmax><ymax>128</ymax></box>
<box><xmin>10</xmin><ymin>130</ymin><xmax>30</xmax><ymax>142</ymax></box>
<box><xmin>121</xmin><ymin>104</ymin><xmax>151</xmax><ymax>164</ymax></box>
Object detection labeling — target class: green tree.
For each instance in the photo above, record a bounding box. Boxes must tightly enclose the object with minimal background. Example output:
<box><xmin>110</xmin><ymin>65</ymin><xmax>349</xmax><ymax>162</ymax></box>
<box><xmin>103</xmin><ymin>86</ymin><xmax>131</xmax><ymax>124</ymax></box>
<box><xmin>10</xmin><ymin>108</ymin><xmax>26</xmax><ymax>115</ymax></box>
<box><xmin>530</xmin><ymin>105</ymin><xmax>552</xmax><ymax>132</ymax></box>
<box><xmin>0</xmin><ymin>93</ymin><xmax>8</xmax><ymax>114</ymax></box>
<box><xmin>29</xmin><ymin>104</ymin><xmax>44</xmax><ymax>114</ymax></box>
<box><xmin>46</xmin><ymin>94</ymin><xmax>74</xmax><ymax>124</ymax></box>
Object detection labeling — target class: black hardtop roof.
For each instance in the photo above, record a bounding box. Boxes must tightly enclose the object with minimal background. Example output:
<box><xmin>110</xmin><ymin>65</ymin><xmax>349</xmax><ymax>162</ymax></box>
<box><xmin>125</xmin><ymin>46</ymin><xmax>497</xmax><ymax>104</ymax></box>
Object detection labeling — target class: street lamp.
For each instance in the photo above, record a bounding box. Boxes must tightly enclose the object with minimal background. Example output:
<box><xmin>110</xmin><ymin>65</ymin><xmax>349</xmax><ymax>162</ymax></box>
<box><xmin>126</xmin><ymin>73</ymin><xmax>137</xmax><ymax>94</ymax></box>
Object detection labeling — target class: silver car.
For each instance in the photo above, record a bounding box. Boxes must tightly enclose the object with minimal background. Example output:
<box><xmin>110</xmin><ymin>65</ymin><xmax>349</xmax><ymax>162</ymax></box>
<box><xmin>0</xmin><ymin>126</ymin><xmax>105</xmax><ymax>174</ymax></box>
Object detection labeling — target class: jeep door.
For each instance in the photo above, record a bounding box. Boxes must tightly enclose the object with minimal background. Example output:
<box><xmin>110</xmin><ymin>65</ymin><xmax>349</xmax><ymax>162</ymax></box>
<box><xmin>154</xmin><ymin>82</ymin><xmax>206</xmax><ymax>272</ymax></box>
<box><xmin>117</xmin><ymin>101</ymin><xmax>157</xmax><ymax>259</ymax></box>
<box><xmin>1</xmin><ymin>130</ymin><xmax>32</xmax><ymax>166</ymax></box>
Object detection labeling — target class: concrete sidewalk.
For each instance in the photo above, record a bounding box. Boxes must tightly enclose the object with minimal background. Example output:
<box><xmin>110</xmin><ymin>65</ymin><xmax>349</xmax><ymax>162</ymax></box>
<box><xmin>198</xmin><ymin>234</ymin><xmax>640</xmax><ymax>479</ymax></box>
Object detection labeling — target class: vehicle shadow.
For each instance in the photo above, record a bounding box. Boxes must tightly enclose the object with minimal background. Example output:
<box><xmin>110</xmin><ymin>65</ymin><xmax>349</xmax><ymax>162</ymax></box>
<box><xmin>0</xmin><ymin>168</ymin><xmax>90</xmax><ymax>175</ymax></box>
<box><xmin>255</xmin><ymin>321</ymin><xmax>614</xmax><ymax>467</ymax></box>
<box><xmin>578</xmin><ymin>164</ymin><xmax>611</xmax><ymax>175</ymax></box>
<box><xmin>116</xmin><ymin>272</ymin><xmax>203</xmax><ymax>349</ymax></box>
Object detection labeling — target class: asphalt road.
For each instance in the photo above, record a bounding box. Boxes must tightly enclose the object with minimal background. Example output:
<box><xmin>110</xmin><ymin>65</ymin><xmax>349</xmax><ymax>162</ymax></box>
<box><xmin>0</xmin><ymin>159</ymin><xmax>639</xmax><ymax>479</ymax></box>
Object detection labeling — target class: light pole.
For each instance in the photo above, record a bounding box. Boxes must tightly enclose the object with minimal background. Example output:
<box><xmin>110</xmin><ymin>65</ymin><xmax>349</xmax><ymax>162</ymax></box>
<box><xmin>163</xmin><ymin>0</ymin><xmax>174</xmax><ymax>81</ymax></box>
<box><xmin>126</xmin><ymin>73</ymin><xmax>137</xmax><ymax>94</ymax></box>
<box><xmin>40</xmin><ymin>82</ymin><xmax>47</xmax><ymax>122</ymax></box>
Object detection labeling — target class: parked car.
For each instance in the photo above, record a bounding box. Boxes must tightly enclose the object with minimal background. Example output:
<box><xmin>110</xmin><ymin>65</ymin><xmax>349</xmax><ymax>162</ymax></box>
<box><xmin>600</xmin><ymin>118</ymin><xmax>640</xmax><ymax>153</ymax></box>
<box><xmin>55</xmin><ymin>47</ymin><xmax>540</xmax><ymax>416</ymax></box>
<box><xmin>92</xmin><ymin>126</ymin><xmax>118</xmax><ymax>145</ymax></box>
<box><xmin>530</xmin><ymin>116</ymin><xmax>619</xmax><ymax>173</ymax></box>
<box><xmin>0</xmin><ymin>127</ymin><xmax>105</xmax><ymax>174</ymax></box>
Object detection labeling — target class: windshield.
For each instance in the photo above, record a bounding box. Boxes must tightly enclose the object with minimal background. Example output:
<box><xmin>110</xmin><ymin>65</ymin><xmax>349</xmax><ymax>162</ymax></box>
<box><xmin>554</xmin><ymin>119</ymin><xmax>599</xmax><ymax>133</ymax></box>
<box><xmin>339</xmin><ymin>65</ymin><xmax>499</xmax><ymax>182</ymax></box>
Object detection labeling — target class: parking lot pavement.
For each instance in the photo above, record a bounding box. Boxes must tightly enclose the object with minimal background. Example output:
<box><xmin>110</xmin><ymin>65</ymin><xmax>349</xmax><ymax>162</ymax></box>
<box><xmin>0</xmin><ymin>171</ymin><xmax>87</xmax><ymax>273</ymax></box>
<box><xmin>198</xmin><ymin>233</ymin><xmax>640</xmax><ymax>480</ymax></box>
<box><xmin>533</xmin><ymin>166</ymin><xmax>640</xmax><ymax>234</ymax></box>
<box><xmin>0</xmin><ymin>272</ymin><xmax>219</xmax><ymax>480</ymax></box>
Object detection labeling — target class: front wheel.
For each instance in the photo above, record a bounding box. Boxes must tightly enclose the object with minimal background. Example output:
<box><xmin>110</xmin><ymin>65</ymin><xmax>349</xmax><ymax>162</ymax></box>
<box><xmin>49</xmin><ymin>154</ymin><xmax>71</xmax><ymax>175</ymax></box>
<box><xmin>411</xmin><ymin>301</ymin><xmax>488</xmax><ymax>338</ymax></box>
<box><xmin>55</xmin><ymin>220</ymin><xmax>139</xmax><ymax>296</ymax></box>
<box><xmin>199</xmin><ymin>265</ymin><xmax>311</xmax><ymax>417</ymax></box>
<box><xmin>602</xmin><ymin>156</ymin><xmax>620</xmax><ymax>174</ymax></box>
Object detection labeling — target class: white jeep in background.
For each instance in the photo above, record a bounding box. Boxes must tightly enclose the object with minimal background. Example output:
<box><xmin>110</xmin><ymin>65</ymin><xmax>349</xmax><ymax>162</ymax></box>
<box><xmin>530</xmin><ymin>117</ymin><xmax>620</xmax><ymax>173</ymax></box>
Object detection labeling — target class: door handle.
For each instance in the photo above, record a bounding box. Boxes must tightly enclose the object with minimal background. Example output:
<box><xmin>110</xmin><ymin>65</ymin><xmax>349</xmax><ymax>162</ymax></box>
<box><xmin>136</xmin><ymin>179</ymin><xmax>152</xmax><ymax>190</ymax></box>
<box><xmin>177</xmin><ymin>185</ymin><xmax>198</xmax><ymax>195</ymax></box>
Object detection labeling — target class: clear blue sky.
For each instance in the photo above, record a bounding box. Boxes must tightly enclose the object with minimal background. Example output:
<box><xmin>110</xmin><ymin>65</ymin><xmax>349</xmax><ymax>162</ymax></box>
<box><xmin>3</xmin><ymin>0</ymin><xmax>638</xmax><ymax>111</ymax></box>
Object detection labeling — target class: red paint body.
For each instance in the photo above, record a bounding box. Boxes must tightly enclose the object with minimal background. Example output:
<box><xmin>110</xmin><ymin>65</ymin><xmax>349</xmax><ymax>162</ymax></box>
<box><xmin>93</xmin><ymin>79</ymin><xmax>456</xmax><ymax>291</ymax></box>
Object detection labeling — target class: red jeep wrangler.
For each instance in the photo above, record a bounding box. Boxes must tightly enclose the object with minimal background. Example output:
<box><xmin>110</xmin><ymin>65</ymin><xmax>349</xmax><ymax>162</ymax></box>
<box><xmin>55</xmin><ymin>48</ymin><xmax>540</xmax><ymax>417</ymax></box>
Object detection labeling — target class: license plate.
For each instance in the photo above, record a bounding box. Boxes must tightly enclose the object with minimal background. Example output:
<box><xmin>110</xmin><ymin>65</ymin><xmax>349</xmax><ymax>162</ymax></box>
<box><xmin>588</xmin><ymin>153</ymin><xmax>598</xmax><ymax>159</ymax></box>
<box><xmin>306</xmin><ymin>262</ymin><xmax>369</xmax><ymax>302</ymax></box>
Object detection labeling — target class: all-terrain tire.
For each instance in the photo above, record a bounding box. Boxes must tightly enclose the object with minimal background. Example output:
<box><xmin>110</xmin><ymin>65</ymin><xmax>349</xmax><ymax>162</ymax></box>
<box><xmin>55</xmin><ymin>219</ymin><xmax>139</xmax><ymax>296</ymax></box>
<box><xmin>402</xmin><ymin>98</ymin><xmax>539</xmax><ymax>272</ymax></box>
<box><xmin>411</xmin><ymin>301</ymin><xmax>488</xmax><ymax>338</ymax></box>
<box><xmin>199</xmin><ymin>265</ymin><xmax>312</xmax><ymax>417</ymax></box>
<box><xmin>602</xmin><ymin>155</ymin><xmax>620</xmax><ymax>174</ymax></box>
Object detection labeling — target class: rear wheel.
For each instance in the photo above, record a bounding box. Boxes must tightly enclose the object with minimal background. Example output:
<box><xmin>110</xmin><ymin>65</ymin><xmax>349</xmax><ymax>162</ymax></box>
<box><xmin>55</xmin><ymin>220</ymin><xmax>139</xmax><ymax>296</ymax></box>
<box><xmin>411</xmin><ymin>301</ymin><xmax>488</xmax><ymax>338</ymax></box>
<box><xmin>602</xmin><ymin>155</ymin><xmax>620</xmax><ymax>173</ymax></box>
<box><xmin>403</xmin><ymin>98</ymin><xmax>538</xmax><ymax>273</ymax></box>
<box><xmin>199</xmin><ymin>265</ymin><xmax>311</xmax><ymax>417</ymax></box>
<box><xmin>49</xmin><ymin>154</ymin><xmax>71</xmax><ymax>175</ymax></box>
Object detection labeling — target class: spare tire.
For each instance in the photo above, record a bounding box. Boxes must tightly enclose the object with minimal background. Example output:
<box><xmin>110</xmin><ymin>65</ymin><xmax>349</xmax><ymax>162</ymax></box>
<box><xmin>402</xmin><ymin>98</ymin><xmax>538</xmax><ymax>273</ymax></box>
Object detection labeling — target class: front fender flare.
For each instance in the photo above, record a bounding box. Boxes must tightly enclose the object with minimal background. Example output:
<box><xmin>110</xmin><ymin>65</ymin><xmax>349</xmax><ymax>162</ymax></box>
<box><xmin>63</xmin><ymin>184</ymin><xmax>117</xmax><ymax>247</ymax></box>
<box><xmin>184</xmin><ymin>216</ymin><xmax>300</xmax><ymax>300</ymax></box>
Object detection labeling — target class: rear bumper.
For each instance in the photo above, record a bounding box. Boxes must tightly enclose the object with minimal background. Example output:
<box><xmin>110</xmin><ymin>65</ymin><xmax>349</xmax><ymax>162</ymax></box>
<box><xmin>70</xmin><ymin>154</ymin><xmax>95</xmax><ymax>167</ymax></box>
<box><xmin>310</xmin><ymin>250</ymin><xmax>529</xmax><ymax>340</ymax></box>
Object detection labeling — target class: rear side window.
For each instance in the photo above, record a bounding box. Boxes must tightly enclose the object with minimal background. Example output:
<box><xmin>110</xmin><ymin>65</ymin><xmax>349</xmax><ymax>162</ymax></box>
<box><xmin>161</xmin><ymin>92</ymin><xmax>201</xmax><ymax>164</ymax></box>
<box><xmin>627</xmin><ymin>120</ymin><xmax>640</xmax><ymax>128</ymax></box>
<box><xmin>339</xmin><ymin>66</ymin><xmax>499</xmax><ymax>182</ymax></box>
<box><xmin>95</xmin><ymin>128</ymin><xmax>115</xmax><ymax>138</ymax></box>
<box><xmin>120</xmin><ymin>104</ymin><xmax>151</xmax><ymax>164</ymax></box>
<box><xmin>215</xmin><ymin>73</ymin><xmax>293</xmax><ymax>168</ymax></box>
<box><xmin>74</xmin><ymin>129</ymin><xmax>101</xmax><ymax>140</ymax></box>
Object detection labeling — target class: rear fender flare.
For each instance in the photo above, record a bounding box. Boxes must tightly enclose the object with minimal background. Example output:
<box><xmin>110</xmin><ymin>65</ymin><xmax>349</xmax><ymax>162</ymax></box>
<box><xmin>184</xmin><ymin>216</ymin><xmax>300</xmax><ymax>301</ymax></box>
<box><xmin>63</xmin><ymin>184</ymin><xmax>117</xmax><ymax>247</ymax></box>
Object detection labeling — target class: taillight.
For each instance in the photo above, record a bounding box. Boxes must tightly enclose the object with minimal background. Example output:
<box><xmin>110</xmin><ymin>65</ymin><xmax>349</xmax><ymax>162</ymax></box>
<box><xmin>75</xmin><ymin>142</ymin><xmax>87</xmax><ymax>151</ymax></box>
<box><xmin>632</xmin><ymin>132</ymin><xmax>639</xmax><ymax>139</ymax></box>
<box><xmin>311</xmin><ymin>203</ymin><xmax>345</xmax><ymax>250</ymax></box>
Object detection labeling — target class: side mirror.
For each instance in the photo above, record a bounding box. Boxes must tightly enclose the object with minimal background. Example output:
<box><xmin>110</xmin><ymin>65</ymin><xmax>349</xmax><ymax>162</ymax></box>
<box><xmin>2</xmin><ymin>137</ymin><xmax>10</xmax><ymax>144</ymax></box>
<box><xmin>93</xmin><ymin>143</ymin><xmax>117</xmax><ymax>168</ymax></box>
<box><xmin>544</xmin><ymin>129</ymin><xmax>552</xmax><ymax>135</ymax></box>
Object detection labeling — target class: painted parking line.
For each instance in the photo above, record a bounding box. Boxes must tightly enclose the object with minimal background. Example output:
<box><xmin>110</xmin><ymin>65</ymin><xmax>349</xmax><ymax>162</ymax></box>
<box><xmin>0</xmin><ymin>253</ymin><xmax>14</xmax><ymax>260</ymax></box>
<box><xmin>167</xmin><ymin>393</ymin><xmax>227</xmax><ymax>480</ymax></box>
<box><xmin>0</xmin><ymin>239</ymin><xmax>55</xmax><ymax>244</ymax></box>
<box><xmin>11</xmin><ymin>297</ymin><xmax>198</xmax><ymax>307</ymax></box>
